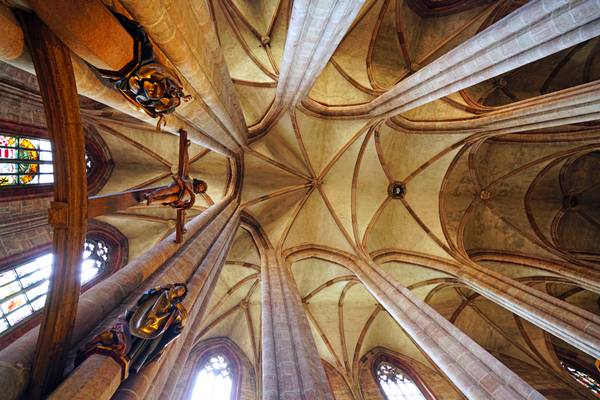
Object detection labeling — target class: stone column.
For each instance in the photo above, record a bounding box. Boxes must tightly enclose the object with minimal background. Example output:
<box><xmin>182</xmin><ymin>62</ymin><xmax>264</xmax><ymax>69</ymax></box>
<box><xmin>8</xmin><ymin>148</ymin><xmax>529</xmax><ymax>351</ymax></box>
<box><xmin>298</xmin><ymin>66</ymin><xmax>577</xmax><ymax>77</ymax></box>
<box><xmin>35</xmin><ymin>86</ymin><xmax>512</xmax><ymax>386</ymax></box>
<box><xmin>0</xmin><ymin>3</ymin><xmax>235</xmax><ymax>156</ymax></box>
<box><xmin>262</xmin><ymin>252</ymin><xmax>334</xmax><ymax>400</ymax></box>
<box><xmin>458</xmin><ymin>263</ymin><xmax>600</xmax><ymax>359</ymax></box>
<box><xmin>313</xmin><ymin>0</ymin><xmax>600</xmax><ymax>117</ymax></box>
<box><xmin>111</xmin><ymin>210</ymin><xmax>241</xmax><ymax>400</ymax></box>
<box><xmin>0</xmin><ymin>197</ymin><xmax>237</xmax><ymax>400</ymax></box>
<box><xmin>119</xmin><ymin>0</ymin><xmax>248</xmax><ymax>149</ymax></box>
<box><xmin>252</xmin><ymin>0</ymin><xmax>365</xmax><ymax>134</ymax></box>
<box><xmin>353</xmin><ymin>259</ymin><xmax>544</xmax><ymax>400</ymax></box>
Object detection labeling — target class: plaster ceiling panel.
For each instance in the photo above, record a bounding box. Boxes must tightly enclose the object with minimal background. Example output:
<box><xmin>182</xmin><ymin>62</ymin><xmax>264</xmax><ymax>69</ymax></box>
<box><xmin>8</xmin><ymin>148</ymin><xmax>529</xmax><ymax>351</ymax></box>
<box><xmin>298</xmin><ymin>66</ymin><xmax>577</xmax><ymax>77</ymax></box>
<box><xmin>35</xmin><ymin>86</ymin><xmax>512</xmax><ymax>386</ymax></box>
<box><xmin>291</xmin><ymin>258</ymin><xmax>353</xmax><ymax>299</ymax></box>
<box><xmin>228</xmin><ymin>304</ymin><xmax>257</xmax><ymax>363</ymax></box>
<box><xmin>527</xmin><ymin>160</ymin><xmax>564</xmax><ymax>246</ymax></box>
<box><xmin>230</xmin><ymin>0</ymin><xmax>281</xmax><ymax>36</ymax></box>
<box><xmin>245</xmin><ymin>189</ymin><xmax>308</xmax><ymax>247</ymax></box>
<box><xmin>199</xmin><ymin>307</ymin><xmax>245</xmax><ymax>343</ymax></box>
<box><xmin>213</xmin><ymin>0</ymin><xmax>276</xmax><ymax>83</ymax></box>
<box><xmin>307</xmin><ymin>294</ymin><xmax>344</xmax><ymax>361</ymax></box>
<box><xmin>242</xmin><ymin>151</ymin><xmax>306</xmax><ymax>204</ymax></box>
<box><xmin>469</xmin><ymin>296</ymin><xmax>541</xmax><ymax>363</ymax></box>
<box><xmin>308</xmin><ymin>313</ymin><xmax>340</xmax><ymax>368</ymax></box>
<box><xmin>228</xmin><ymin>228</ymin><xmax>261</xmax><ymax>265</ymax></box>
<box><xmin>396</xmin><ymin>0</ymin><xmax>421</xmax><ymax>65</ymax></box>
<box><xmin>371</xmin><ymin>0</ymin><xmax>407</xmax><ymax>89</ymax></box>
<box><xmin>251</xmin><ymin>111</ymin><xmax>310</xmax><ymax>176</ymax></box>
<box><xmin>308</xmin><ymin>62</ymin><xmax>375</xmax><ymax>106</ymax></box>
<box><xmin>438</xmin><ymin>146</ymin><xmax>479</xmax><ymax>248</ymax></box>
<box><xmin>321</xmin><ymin>131</ymin><xmax>366</xmax><ymax>239</ymax></box>
<box><xmin>295</xmin><ymin>111</ymin><xmax>368</xmax><ymax>177</ymax></box>
<box><xmin>453</xmin><ymin>302</ymin><xmax>538</xmax><ymax>367</ymax></box>
<box><xmin>283</xmin><ymin>189</ymin><xmax>354</xmax><ymax>253</ymax></box>
<box><xmin>98</xmin><ymin>123</ymin><xmax>182</xmax><ymax>167</ymax></box>
<box><xmin>474</xmin><ymin>260</ymin><xmax>559</xmax><ymax>281</ymax></box>
<box><xmin>267</xmin><ymin>0</ymin><xmax>290</xmax><ymax>72</ymax></box>
<box><xmin>342</xmin><ymin>284</ymin><xmax>385</xmax><ymax>365</ymax></box>
<box><xmin>204</xmin><ymin>274</ymin><xmax>232</xmax><ymax>314</ymax></box>
<box><xmin>472</xmin><ymin>140</ymin><xmax>577</xmax><ymax>189</ymax></box>
<box><xmin>307</xmin><ymin>279</ymin><xmax>348</xmax><ymax>305</ymax></box>
<box><xmin>398</xmin><ymin>97</ymin><xmax>476</xmax><ymax>122</ymax></box>
<box><xmin>96</xmin><ymin>215</ymin><xmax>170</xmax><ymax>261</ymax></box>
<box><xmin>378</xmin><ymin>124</ymin><xmax>470</xmax><ymax>181</ymax></box>
<box><xmin>380</xmin><ymin>262</ymin><xmax>452</xmax><ymax>289</ymax></box>
<box><xmin>559</xmin><ymin>287</ymin><xmax>600</xmax><ymax>316</ymax></box>
<box><xmin>355</xmin><ymin>134</ymin><xmax>390</xmax><ymax>242</ymax></box>
<box><xmin>425</xmin><ymin>284</ymin><xmax>463</xmax><ymax>320</ymax></box>
<box><xmin>556</xmin><ymin>211</ymin><xmax>600</xmax><ymax>255</ymax></box>
<box><xmin>366</xmin><ymin>199</ymin><xmax>450</xmax><ymax>259</ymax></box>
<box><xmin>332</xmin><ymin>0</ymin><xmax>384</xmax><ymax>90</ymax></box>
<box><xmin>235</xmin><ymin>83</ymin><xmax>276</xmax><ymax>127</ymax></box>
<box><xmin>222</xmin><ymin>4</ymin><xmax>276</xmax><ymax>76</ymax></box>
<box><xmin>189</xmin><ymin>151</ymin><xmax>229</xmax><ymax>202</ymax></box>
<box><xmin>98</xmin><ymin>164</ymin><xmax>167</xmax><ymax>195</ymax></box>
<box><xmin>411</xmin><ymin>283</ymin><xmax>441</xmax><ymax>301</ymax></box>
<box><xmin>463</xmin><ymin>203</ymin><xmax>559</xmax><ymax>261</ymax></box>
<box><xmin>360</xmin><ymin>312</ymin><xmax>430</xmax><ymax>366</ymax></box>
<box><xmin>404</xmin><ymin>147</ymin><xmax>462</xmax><ymax>249</ymax></box>
<box><xmin>207</xmin><ymin>277</ymin><xmax>257</xmax><ymax>320</ymax></box>
<box><xmin>412</xmin><ymin>3</ymin><xmax>494</xmax><ymax>67</ymax></box>
<box><xmin>561</xmin><ymin>151</ymin><xmax>600</xmax><ymax>196</ymax></box>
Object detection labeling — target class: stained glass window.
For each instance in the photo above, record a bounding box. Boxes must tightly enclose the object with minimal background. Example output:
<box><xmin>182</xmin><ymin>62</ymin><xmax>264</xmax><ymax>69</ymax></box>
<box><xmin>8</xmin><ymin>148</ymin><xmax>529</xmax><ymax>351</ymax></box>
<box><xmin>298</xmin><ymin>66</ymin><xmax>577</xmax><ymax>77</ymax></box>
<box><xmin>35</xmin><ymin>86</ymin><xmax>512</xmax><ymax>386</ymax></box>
<box><xmin>190</xmin><ymin>354</ymin><xmax>234</xmax><ymax>400</ymax></box>
<box><xmin>561</xmin><ymin>360</ymin><xmax>600</xmax><ymax>396</ymax></box>
<box><xmin>1</xmin><ymin>134</ymin><xmax>92</xmax><ymax>187</ymax></box>
<box><xmin>0</xmin><ymin>134</ymin><xmax>53</xmax><ymax>186</ymax></box>
<box><xmin>0</xmin><ymin>239</ymin><xmax>111</xmax><ymax>335</ymax></box>
<box><xmin>376</xmin><ymin>361</ymin><xmax>428</xmax><ymax>400</ymax></box>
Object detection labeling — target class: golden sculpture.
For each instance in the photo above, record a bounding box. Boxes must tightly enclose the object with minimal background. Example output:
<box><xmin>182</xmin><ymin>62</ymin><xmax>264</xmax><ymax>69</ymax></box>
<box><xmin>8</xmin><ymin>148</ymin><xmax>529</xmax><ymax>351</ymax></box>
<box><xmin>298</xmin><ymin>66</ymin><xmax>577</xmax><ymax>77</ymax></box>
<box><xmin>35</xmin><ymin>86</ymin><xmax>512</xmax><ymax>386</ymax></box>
<box><xmin>76</xmin><ymin>283</ymin><xmax>188</xmax><ymax>378</ymax></box>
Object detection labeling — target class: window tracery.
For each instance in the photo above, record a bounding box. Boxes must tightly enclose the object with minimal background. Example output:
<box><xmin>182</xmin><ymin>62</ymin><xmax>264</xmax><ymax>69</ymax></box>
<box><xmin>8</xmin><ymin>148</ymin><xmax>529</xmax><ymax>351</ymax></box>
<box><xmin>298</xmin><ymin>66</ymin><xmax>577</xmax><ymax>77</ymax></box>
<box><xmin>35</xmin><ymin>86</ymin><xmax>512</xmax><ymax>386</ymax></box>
<box><xmin>375</xmin><ymin>360</ymin><xmax>429</xmax><ymax>400</ymax></box>
<box><xmin>0</xmin><ymin>238</ymin><xmax>112</xmax><ymax>336</ymax></box>
<box><xmin>560</xmin><ymin>360</ymin><xmax>600</xmax><ymax>396</ymax></box>
<box><xmin>190</xmin><ymin>353</ymin><xmax>234</xmax><ymax>400</ymax></box>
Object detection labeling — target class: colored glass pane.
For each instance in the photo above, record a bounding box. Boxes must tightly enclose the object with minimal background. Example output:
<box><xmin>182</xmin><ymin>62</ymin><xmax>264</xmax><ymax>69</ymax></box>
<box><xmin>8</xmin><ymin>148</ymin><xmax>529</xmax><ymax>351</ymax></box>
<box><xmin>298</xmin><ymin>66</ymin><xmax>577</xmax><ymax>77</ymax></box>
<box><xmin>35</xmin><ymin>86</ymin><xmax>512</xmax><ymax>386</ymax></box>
<box><xmin>0</xmin><ymin>134</ymin><xmax>53</xmax><ymax>186</ymax></box>
<box><xmin>561</xmin><ymin>361</ymin><xmax>600</xmax><ymax>396</ymax></box>
<box><xmin>376</xmin><ymin>361</ymin><xmax>427</xmax><ymax>400</ymax></box>
<box><xmin>0</xmin><ymin>240</ymin><xmax>111</xmax><ymax>335</ymax></box>
<box><xmin>191</xmin><ymin>354</ymin><xmax>233</xmax><ymax>400</ymax></box>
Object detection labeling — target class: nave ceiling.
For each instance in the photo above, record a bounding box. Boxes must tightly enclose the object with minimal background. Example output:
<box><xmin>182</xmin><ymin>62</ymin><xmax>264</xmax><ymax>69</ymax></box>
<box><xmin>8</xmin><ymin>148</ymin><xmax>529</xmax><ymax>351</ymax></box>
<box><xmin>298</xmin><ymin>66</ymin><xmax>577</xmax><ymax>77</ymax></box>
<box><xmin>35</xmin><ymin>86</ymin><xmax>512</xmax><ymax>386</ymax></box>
<box><xmin>1</xmin><ymin>0</ymin><xmax>599</xmax><ymax>398</ymax></box>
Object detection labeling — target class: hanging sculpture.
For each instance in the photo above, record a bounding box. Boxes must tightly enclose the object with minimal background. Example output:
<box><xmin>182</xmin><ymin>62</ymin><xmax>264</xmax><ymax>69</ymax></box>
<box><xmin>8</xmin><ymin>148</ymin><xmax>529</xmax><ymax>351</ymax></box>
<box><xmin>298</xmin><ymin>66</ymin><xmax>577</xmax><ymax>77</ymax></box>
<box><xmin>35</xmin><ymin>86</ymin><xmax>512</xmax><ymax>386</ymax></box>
<box><xmin>76</xmin><ymin>283</ymin><xmax>188</xmax><ymax>379</ymax></box>
<box><xmin>92</xmin><ymin>13</ymin><xmax>190</xmax><ymax>130</ymax></box>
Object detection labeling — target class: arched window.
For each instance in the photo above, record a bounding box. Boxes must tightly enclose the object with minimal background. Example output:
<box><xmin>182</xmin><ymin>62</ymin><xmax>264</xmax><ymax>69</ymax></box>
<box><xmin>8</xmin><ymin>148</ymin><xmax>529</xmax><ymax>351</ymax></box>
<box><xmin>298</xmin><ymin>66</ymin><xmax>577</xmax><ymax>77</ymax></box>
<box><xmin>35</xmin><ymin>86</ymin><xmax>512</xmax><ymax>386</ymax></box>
<box><xmin>374</xmin><ymin>358</ymin><xmax>432</xmax><ymax>400</ymax></box>
<box><xmin>560</xmin><ymin>360</ymin><xmax>600</xmax><ymax>396</ymax></box>
<box><xmin>0</xmin><ymin>221</ymin><xmax>127</xmax><ymax>348</ymax></box>
<box><xmin>190</xmin><ymin>353</ymin><xmax>234</xmax><ymax>400</ymax></box>
<box><xmin>0</xmin><ymin>123</ymin><xmax>113</xmax><ymax>198</ymax></box>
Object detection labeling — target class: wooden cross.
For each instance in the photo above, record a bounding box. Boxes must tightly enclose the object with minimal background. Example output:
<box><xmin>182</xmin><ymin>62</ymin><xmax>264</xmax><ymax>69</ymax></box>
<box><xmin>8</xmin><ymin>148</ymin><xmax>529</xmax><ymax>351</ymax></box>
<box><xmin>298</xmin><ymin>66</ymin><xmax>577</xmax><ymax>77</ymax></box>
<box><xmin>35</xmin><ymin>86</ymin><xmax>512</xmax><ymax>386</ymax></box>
<box><xmin>88</xmin><ymin>129</ymin><xmax>205</xmax><ymax>243</ymax></box>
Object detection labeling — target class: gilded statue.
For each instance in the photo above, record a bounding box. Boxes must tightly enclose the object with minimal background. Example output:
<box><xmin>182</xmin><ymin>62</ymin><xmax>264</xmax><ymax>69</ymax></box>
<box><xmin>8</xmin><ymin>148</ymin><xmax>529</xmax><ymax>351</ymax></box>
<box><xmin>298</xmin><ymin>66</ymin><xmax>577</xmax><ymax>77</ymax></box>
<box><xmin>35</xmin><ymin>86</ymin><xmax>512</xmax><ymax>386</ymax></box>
<box><xmin>76</xmin><ymin>283</ymin><xmax>188</xmax><ymax>378</ymax></box>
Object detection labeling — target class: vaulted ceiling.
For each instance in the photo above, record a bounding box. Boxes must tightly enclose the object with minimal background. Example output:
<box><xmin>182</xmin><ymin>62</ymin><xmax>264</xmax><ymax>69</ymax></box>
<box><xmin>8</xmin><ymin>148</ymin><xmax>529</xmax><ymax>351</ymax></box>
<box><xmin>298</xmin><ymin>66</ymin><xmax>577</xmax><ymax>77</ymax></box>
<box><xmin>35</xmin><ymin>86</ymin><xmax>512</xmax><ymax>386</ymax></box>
<box><xmin>3</xmin><ymin>0</ymin><xmax>598</xmax><ymax>398</ymax></box>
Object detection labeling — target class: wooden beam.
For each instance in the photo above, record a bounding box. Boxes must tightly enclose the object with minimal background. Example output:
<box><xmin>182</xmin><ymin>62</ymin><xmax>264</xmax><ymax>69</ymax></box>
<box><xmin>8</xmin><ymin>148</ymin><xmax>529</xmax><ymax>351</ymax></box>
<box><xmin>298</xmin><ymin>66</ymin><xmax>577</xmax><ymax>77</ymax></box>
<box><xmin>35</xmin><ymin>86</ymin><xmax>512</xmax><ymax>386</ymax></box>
<box><xmin>87</xmin><ymin>188</ymin><xmax>162</xmax><ymax>219</ymax></box>
<box><xmin>18</xmin><ymin>12</ymin><xmax>88</xmax><ymax>399</ymax></box>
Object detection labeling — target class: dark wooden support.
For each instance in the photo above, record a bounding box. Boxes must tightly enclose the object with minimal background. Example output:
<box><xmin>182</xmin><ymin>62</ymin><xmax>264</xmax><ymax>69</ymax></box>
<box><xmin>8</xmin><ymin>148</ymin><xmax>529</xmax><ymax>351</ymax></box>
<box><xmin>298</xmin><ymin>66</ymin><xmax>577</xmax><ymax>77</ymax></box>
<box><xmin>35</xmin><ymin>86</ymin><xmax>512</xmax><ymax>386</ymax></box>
<box><xmin>87</xmin><ymin>187</ymin><xmax>166</xmax><ymax>219</ymax></box>
<box><xmin>19</xmin><ymin>12</ymin><xmax>88</xmax><ymax>399</ymax></box>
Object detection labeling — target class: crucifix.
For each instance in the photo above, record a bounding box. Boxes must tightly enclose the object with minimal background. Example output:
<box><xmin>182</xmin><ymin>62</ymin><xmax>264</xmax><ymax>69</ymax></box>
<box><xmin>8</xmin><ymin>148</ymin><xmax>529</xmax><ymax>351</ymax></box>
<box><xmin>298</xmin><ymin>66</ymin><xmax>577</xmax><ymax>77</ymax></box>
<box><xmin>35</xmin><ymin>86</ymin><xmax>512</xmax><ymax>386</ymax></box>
<box><xmin>88</xmin><ymin>129</ymin><xmax>207</xmax><ymax>243</ymax></box>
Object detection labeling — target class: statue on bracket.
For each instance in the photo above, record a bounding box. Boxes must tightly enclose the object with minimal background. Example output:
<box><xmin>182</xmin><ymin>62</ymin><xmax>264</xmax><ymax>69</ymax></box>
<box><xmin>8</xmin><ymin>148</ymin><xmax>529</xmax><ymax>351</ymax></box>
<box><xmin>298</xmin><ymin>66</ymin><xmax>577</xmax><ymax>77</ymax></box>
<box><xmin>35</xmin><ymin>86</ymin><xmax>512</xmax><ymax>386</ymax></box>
<box><xmin>76</xmin><ymin>283</ymin><xmax>188</xmax><ymax>379</ymax></box>
<box><xmin>92</xmin><ymin>13</ymin><xmax>191</xmax><ymax>130</ymax></box>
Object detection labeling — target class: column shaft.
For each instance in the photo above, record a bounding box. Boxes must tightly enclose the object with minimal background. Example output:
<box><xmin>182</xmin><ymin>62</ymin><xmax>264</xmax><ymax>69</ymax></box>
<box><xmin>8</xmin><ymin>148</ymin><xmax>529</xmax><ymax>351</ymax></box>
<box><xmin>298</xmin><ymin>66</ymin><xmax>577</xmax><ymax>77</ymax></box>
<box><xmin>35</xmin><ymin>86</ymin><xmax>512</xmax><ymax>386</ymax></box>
<box><xmin>353</xmin><ymin>260</ymin><xmax>544</xmax><ymax>400</ymax></box>
<box><xmin>459</xmin><ymin>264</ymin><xmax>600</xmax><ymax>359</ymax></box>
<box><xmin>112</xmin><ymin>210</ymin><xmax>241</xmax><ymax>400</ymax></box>
<box><xmin>0</xmin><ymin>197</ymin><xmax>236</xmax><ymax>400</ymax></box>
<box><xmin>262</xmin><ymin>252</ymin><xmax>334</xmax><ymax>400</ymax></box>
